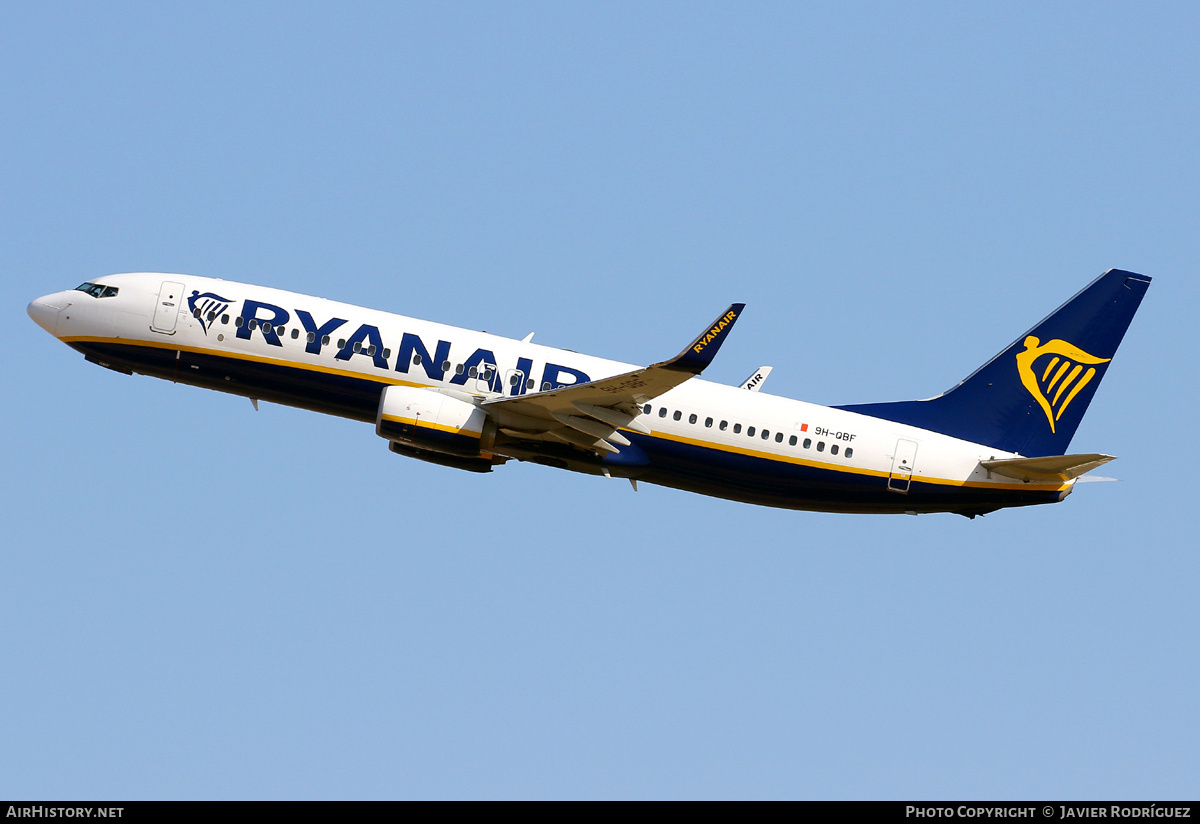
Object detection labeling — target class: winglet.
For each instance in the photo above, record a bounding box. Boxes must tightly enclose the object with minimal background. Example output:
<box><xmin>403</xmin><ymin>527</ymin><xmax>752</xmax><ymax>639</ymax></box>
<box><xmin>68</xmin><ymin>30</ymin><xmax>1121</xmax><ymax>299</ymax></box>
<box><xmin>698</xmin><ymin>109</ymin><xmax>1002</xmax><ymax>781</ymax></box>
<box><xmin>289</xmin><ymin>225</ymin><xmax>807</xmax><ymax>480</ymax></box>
<box><xmin>658</xmin><ymin>303</ymin><xmax>745</xmax><ymax>374</ymax></box>
<box><xmin>739</xmin><ymin>365</ymin><xmax>773</xmax><ymax>391</ymax></box>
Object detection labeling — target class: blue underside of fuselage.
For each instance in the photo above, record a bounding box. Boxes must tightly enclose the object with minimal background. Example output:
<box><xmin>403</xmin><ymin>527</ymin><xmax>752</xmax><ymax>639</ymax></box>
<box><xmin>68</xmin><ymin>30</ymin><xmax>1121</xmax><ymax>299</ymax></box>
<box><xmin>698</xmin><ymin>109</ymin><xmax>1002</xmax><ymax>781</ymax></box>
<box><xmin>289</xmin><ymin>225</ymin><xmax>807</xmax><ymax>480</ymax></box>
<box><xmin>72</xmin><ymin>340</ymin><xmax>1063</xmax><ymax>515</ymax></box>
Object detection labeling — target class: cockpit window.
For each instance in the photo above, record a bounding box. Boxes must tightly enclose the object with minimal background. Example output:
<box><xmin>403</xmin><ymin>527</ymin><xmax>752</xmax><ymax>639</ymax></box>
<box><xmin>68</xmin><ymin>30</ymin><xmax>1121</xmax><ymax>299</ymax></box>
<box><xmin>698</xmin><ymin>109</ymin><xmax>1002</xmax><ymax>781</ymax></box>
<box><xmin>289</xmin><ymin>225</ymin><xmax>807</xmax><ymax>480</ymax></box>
<box><xmin>75</xmin><ymin>282</ymin><xmax>118</xmax><ymax>298</ymax></box>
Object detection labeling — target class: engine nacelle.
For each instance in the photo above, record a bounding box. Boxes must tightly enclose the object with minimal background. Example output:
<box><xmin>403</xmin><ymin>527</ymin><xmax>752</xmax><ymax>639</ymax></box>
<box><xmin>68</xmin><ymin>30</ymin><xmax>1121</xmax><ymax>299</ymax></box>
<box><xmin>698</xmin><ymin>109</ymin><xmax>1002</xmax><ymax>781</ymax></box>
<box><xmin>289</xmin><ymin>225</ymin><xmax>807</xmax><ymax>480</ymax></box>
<box><xmin>388</xmin><ymin>441</ymin><xmax>498</xmax><ymax>473</ymax></box>
<box><xmin>377</xmin><ymin>385</ymin><xmax>497</xmax><ymax>460</ymax></box>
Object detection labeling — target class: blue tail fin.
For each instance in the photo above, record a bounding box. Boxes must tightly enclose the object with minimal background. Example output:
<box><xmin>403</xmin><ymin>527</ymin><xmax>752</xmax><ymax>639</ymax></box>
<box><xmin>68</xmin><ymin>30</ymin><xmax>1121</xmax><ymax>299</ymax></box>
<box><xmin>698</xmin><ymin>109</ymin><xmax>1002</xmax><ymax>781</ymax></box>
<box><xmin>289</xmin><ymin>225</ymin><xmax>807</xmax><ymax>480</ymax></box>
<box><xmin>835</xmin><ymin>269</ymin><xmax>1151</xmax><ymax>456</ymax></box>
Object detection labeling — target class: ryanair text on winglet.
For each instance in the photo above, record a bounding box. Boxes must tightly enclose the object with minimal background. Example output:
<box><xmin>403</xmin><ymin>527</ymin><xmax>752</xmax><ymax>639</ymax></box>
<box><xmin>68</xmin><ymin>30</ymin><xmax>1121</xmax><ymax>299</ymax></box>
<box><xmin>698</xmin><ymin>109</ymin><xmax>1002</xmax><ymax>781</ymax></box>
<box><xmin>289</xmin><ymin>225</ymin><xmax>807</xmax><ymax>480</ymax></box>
<box><xmin>692</xmin><ymin>310</ymin><xmax>738</xmax><ymax>354</ymax></box>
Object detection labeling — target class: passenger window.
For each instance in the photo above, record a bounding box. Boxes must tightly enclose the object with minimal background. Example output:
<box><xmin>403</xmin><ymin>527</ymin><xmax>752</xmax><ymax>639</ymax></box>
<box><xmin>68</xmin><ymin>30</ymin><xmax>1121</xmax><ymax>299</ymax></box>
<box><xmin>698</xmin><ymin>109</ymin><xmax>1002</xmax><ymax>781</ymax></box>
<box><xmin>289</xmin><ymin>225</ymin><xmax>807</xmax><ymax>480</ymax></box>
<box><xmin>207</xmin><ymin>312</ymin><xmax>216</xmax><ymax>322</ymax></box>
<box><xmin>368</xmin><ymin>345</ymin><xmax>376</xmax><ymax>356</ymax></box>
<box><xmin>526</xmin><ymin>378</ymin><xmax>535</xmax><ymax>389</ymax></box>
<box><xmin>235</xmin><ymin>317</ymin><xmax>244</xmax><ymax>327</ymax></box>
<box><xmin>673</xmin><ymin>410</ymin><xmax>682</xmax><ymax>421</ymax></box>
<box><xmin>643</xmin><ymin>405</ymin><xmax>651</xmax><ymax>414</ymax></box>
<box><xmin>747</xmin><ymin>426</ymin><xmax>756</xmax><ymax>437</ymax></box>
<box><xmin>705</xmin><ymin>417</ymin><xmax>713</xmax><ymax>428</ymax></box>
<box><xmin>541</xmin><ymin>381</ymin><xmax>551</xmax><ymax>391</ymax></box>
<box><xmin>659</xmin><ymin>408</ymin><xmax>667</xmax><ymax>418</ymax></box>
<box><xmin>306</xmin><ymin>332</ymin><xmax>316</xmax><ymax>343</ymax></box>
<box><xmin>442</xmin><ymin>360</ymin><xmax>451</xmax><ymax>372</ymax></box>
<box><xmin>817</xmin><ymin>441</ymin><xmax>825</xmax><ymax>452</ymax></box>
<box><xmin>733</xmin><ymin>423</ymin><xmax>742</xmax><ymax>434</ymax></box>
<box><xmin>413</xmin><ymin>353</ymin><xmax>422</xmax><ymax>365</ymax></box>
<box><xmin>512</xmin><ymin>374</ymin><xmax>522</xmax><ymax>386</ymax></box>
<box><xmin>337</xmin><ymin>339</ymin><xmax>345</xmax><ymax>348</ymax></box>
<box><xmin>382</xmin><ymin>348</ymin><xmax>390</xmax><ymax>358</ymax></box>
<box><xmin>845</xmin><ymin>448</ymin><xmax>854</xmax><ymax>458</ymax></box>
<box><xmin>193</xmin><ymin>308</ymin><xmax>201</xmax><ymax>318</ymax></box>
<box><xmin>761</xmin><ymin>429</ymin><xmax>770</xmax><ymax>440</ymax></box>
<box><xmin>352</xmin><ymin>341</ymin><xmax>361</xmax><ymax>353</ymax></box>
<box><xmin>322</xmin><ymin>335</ymin><xmax>330</xmax><ymax>346</ymax></box>
<box><xmin>688</xmin><ymin>413</ymin><xmax>697</xmax><ymax>424</ymax></box>
<box><xmin>789</xmin><ymin>435</ymin><xmax>797</xmax><ymax>446</ymax></box>
<box><xmin>468</xmin><ymin>366</ymin><xmax>478</xmax><ymax>378</ymax></box>
<box><xmin>455</xmin><ymin>364</ymin><xmax>464</xmax><ymax>375</ymax></box>
<box><xmin>720</xmin><ymin>421</ymin><xmax>728</xmax><ymax>431</ymax></box>
<box><xmin>291</xmin><ymin>328</ymin><xmax>299</xmax><ymax>339</ymax></box>
<box><xmin>831</xmin><ymin>444</ymin><xmax>839</xmax><ymax>455</ymax></box>
<box><xmin>803</xmin><ymin>438</ymin><xmax>812</xmax><ymax>449</ymax></box>
<box><xmin>261</xmin><ymin>322</ymin><xmax>271</xmax><ymax>334</ymax></box>
<box><xmin>248</xmin><ymin>320</ymin><xmax>258</xmax><ymax>330</ymax></box>
<box><xmin>775</xmin><ymin>432</ymin><xmax>783</xmax><ymax>443</ymax></box>
<box><xmin>221</xmin><ymin>314</ymin><xmax>229</xmax><ymax>324</ymax></box>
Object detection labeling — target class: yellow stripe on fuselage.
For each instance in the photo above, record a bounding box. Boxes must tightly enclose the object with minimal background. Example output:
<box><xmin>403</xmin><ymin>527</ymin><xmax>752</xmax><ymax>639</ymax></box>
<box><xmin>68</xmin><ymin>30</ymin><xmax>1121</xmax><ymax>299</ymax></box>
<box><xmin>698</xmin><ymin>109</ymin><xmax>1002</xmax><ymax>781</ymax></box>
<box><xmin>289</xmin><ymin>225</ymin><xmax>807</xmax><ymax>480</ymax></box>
<box><xmin>634</xmin><ymin>428</ymin><xmax>1067</xmax><ymax>492</ymax></box>
<box><xmin>61</xmin><ymin>334</ymin><xmax>435</xmax><ymax>391</ymax></box>
<box><xmin>65</xmin><ymin>334</ymin><xmax>1066</xmax><ymax>493</ymax></box>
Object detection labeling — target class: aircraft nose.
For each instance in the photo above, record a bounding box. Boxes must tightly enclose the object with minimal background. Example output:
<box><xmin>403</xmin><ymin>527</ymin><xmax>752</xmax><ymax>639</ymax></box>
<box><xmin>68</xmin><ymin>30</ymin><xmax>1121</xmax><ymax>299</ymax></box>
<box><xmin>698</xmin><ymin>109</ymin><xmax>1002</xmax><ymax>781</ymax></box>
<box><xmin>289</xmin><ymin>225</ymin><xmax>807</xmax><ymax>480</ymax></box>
<box><xmin>27</xmin><ymin>295</ymin><xmax>63</xmax><ymax>336</ymax></box>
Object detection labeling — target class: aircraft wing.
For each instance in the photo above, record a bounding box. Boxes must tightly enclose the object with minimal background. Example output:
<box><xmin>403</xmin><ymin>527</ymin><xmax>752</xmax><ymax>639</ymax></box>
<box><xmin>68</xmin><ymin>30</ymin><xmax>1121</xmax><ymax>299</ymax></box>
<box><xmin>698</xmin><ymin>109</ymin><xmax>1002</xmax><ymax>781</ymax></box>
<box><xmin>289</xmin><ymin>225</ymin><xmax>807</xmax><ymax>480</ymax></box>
<box><xmin>482</xmin><ymin>303</ymin><xmax>744</xmax><ymax>454</ymax></box>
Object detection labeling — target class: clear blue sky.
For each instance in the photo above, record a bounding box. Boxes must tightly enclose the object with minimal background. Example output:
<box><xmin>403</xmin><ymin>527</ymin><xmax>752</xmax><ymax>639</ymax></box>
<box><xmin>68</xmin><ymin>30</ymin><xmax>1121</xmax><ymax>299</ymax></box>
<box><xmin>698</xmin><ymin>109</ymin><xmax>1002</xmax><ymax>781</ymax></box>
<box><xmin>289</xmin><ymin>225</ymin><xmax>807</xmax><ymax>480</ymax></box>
<box><xmin>2</xmin><ymin>1</ymin><xmax>1196</xmax><ymax>799</ymax></box>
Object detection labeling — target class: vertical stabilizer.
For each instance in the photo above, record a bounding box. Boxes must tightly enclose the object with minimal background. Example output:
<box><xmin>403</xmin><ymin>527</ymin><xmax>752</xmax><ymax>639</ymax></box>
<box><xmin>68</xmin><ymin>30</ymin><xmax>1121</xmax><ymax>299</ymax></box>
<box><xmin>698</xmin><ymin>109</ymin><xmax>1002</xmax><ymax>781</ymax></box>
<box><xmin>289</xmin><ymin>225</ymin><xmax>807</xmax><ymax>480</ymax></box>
<box><xmin>836</xmin><ymin>269</ymin><xmax>1151</xmax><ymax>456</ymax></box>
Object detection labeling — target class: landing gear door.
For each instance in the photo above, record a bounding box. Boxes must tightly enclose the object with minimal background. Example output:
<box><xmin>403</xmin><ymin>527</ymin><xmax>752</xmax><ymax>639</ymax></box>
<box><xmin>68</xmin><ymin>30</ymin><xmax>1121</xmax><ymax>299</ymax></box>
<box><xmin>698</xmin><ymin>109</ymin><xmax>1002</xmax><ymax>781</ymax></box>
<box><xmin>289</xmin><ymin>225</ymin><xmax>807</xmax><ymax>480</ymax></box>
<box><xmin>151</xmin><ymin>281</ymin><xmax>185</xmax><ymax>334</ymax></box>
<box><xmin>888</xmin><ymin>438</ymin><xmax>918</xmax><ymax>493</ymax></box>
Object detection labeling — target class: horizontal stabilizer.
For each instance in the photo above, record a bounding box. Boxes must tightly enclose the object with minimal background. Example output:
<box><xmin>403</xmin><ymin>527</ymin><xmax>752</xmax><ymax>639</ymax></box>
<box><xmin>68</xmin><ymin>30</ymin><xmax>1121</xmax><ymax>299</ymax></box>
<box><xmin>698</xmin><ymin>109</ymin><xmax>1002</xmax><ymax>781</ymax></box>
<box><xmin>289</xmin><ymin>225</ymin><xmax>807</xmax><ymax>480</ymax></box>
<box><xmin>979</xmin><ymin>453</ymin><xmax>1116</xmax><ymax>482</ymax></box>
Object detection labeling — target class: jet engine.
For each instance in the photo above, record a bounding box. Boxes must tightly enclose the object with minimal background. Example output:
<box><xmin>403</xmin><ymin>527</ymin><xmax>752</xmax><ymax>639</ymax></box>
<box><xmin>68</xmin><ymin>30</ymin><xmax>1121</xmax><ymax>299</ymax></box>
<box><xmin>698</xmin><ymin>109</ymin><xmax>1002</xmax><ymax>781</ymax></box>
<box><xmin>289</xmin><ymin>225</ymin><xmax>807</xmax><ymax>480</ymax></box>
<box><xmin>376</xmin><ymin>385</ymin><xmax>503</xmax><ymax>472</ymax></box>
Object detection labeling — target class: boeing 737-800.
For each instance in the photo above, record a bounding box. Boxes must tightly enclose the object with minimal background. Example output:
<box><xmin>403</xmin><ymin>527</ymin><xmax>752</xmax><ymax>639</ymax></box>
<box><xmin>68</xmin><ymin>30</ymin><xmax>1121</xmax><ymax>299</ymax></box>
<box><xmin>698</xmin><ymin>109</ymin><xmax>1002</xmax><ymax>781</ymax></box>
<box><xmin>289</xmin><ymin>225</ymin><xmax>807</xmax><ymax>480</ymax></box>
<box><xmin>28</xmin><ymin>269</ymin><xmax>1149</xmax><ymax>517</ymax></box>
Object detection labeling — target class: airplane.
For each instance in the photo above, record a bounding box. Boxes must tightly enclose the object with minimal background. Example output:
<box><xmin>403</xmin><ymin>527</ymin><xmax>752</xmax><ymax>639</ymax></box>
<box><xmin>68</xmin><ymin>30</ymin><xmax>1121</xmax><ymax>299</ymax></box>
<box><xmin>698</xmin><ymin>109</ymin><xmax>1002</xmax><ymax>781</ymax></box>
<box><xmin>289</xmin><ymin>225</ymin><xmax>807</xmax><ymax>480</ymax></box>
<box><xmin>27</xmin><ymin>268</ymin><xmax>1149</xmax><ymax>517</ymax></box>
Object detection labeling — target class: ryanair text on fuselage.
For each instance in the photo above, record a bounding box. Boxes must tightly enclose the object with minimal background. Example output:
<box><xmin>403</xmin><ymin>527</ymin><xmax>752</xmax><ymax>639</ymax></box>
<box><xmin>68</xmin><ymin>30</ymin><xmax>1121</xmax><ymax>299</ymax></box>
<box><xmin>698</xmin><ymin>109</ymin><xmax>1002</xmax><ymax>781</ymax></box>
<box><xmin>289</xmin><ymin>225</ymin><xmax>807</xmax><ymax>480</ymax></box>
<box><xmin>225</xmin><ymin>295</ymin><xmax>591</xmax><ymax>396</ymax></box>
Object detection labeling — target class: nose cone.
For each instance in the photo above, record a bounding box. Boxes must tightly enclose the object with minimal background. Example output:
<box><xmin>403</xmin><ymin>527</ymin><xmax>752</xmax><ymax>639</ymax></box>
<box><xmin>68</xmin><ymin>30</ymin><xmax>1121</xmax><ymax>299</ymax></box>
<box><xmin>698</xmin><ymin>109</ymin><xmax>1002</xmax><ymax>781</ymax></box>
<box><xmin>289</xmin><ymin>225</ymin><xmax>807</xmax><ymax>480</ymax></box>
<box><xmin>27</xmin><ymin>294</ymin><xmax>63</xmax><ymax>336</ymax></box>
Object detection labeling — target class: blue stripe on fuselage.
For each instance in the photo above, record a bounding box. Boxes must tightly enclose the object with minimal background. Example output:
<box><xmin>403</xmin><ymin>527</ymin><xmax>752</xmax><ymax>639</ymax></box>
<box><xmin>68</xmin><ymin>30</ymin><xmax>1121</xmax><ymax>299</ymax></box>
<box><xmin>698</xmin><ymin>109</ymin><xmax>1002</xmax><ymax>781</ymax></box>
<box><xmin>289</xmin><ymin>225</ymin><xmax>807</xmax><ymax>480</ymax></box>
<box><xmin>70</xmin><ymin>338</ymin><xmax>1061</xmax><ymax>515</ymax></box>
<box><xmin>615</xmin><ymin>432</ymin><xmax>1059</xmax><ymax>513</ymax></box>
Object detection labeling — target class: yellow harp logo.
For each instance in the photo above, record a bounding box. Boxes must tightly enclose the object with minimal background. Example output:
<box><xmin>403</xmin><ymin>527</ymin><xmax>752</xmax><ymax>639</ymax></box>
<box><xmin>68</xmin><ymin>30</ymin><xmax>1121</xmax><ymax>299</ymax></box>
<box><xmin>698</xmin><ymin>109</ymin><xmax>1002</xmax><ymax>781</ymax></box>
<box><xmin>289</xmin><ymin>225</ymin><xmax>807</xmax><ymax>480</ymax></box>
<box><xmin>1015</xmin><ymin>336</ymin><xmax>1110</xmax><ymax>433</ymax></box>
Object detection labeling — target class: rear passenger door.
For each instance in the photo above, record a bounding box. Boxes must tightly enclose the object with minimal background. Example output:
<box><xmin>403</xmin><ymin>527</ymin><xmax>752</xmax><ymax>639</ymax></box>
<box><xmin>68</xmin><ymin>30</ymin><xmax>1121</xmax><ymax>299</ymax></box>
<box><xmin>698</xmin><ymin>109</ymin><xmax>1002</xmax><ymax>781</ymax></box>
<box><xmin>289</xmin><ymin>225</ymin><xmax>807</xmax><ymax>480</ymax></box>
<box><xmin>888</xmin><ymin>439</ymin><xmax>918</xmax><ymax>493</ymax></box>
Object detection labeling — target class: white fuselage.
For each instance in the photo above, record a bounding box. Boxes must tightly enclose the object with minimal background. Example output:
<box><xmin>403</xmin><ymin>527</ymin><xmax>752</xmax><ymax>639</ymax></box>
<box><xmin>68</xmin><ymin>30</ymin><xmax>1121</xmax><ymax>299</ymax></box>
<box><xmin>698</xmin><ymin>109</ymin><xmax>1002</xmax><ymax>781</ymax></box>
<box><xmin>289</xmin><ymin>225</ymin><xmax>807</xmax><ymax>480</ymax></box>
<box><xmin>28</xmin><ymin>272</ymin><xmax>1071</xmax><ymax>515</ymax></box>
